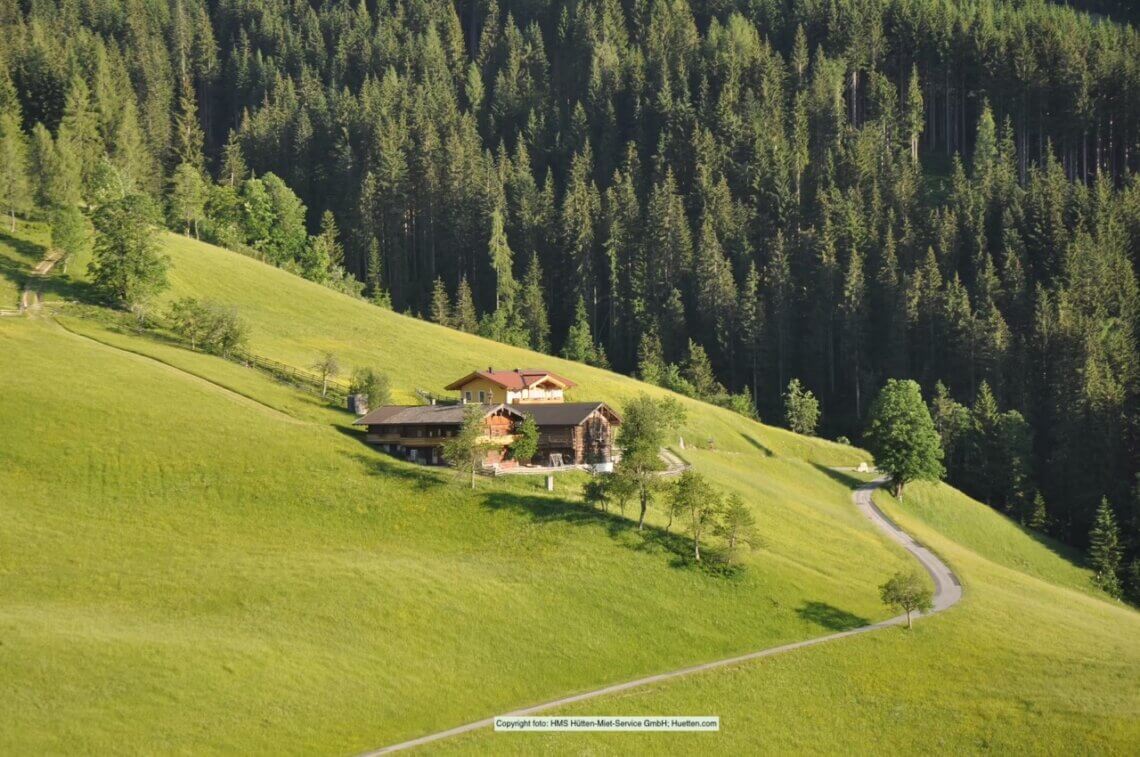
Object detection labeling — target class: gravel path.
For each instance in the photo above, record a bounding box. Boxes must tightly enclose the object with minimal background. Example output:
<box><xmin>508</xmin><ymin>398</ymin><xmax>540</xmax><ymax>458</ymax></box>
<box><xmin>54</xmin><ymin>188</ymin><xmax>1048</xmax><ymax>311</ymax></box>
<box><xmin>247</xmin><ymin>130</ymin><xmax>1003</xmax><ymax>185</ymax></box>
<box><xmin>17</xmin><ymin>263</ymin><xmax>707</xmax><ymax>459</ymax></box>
<box><xmin>359</xmin><ymin>476</ymin><xmax>961</xmax><ymax>755</ymax></box>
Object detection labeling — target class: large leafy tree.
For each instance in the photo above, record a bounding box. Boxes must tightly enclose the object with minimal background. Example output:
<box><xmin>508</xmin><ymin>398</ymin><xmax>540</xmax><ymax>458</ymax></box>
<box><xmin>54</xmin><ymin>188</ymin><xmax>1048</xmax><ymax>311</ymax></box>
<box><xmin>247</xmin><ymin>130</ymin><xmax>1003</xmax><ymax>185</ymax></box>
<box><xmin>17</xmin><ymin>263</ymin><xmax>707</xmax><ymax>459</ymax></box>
<box><xmin>864</xmin><ymin>379</ymin><xmax>945</xmax><ymax>499</ymax></box>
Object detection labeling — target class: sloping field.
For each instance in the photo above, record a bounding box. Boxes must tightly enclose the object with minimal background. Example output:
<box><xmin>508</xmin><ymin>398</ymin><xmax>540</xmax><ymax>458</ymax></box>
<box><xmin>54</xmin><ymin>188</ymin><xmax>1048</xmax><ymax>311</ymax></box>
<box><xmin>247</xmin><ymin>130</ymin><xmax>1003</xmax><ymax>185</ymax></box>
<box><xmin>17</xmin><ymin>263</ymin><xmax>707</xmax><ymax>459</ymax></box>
<box><xmin>0</xmin><ymin>230</ymin><xmax>912</xmax><ymax>754</ymax></box>
<box><xmin>444</xmin><ymin>480</ymin><xmax>1140</xmax><ymax>754</ymax></box>
<box><xmin>3</xmin><ymin>231</ymin><xmax>1135</xmax><ymax>754</ymax></box>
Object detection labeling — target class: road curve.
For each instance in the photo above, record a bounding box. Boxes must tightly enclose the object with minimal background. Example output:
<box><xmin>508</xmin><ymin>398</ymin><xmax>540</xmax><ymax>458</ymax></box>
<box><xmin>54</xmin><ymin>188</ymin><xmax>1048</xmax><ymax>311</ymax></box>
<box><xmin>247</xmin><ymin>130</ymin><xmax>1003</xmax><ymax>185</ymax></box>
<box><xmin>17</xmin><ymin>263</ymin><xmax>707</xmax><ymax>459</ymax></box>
<box><xmin>360</xmin><ymin>477</ymin><xmax>961</xmax><ymax>755</ymax></box>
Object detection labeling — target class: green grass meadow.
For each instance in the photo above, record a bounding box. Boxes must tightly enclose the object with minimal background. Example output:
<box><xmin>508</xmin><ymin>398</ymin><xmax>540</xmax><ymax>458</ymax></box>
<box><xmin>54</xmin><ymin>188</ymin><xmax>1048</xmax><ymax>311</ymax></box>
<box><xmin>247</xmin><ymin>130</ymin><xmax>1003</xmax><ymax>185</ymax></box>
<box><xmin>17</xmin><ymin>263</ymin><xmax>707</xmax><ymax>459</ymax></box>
<box><xmin>445</xmin><ymin>480</ymin><xmax>1140</xmax><ymax>754</ymax></box>
<box><xmin>1</xmin><ymin>229</ymin><xmax>1137</xmax><ymax>754</ymax></box>
<box><xmin>0</xmin><ymin>235</ymin><xmax>905</xmax><ymax>753</ymax></box>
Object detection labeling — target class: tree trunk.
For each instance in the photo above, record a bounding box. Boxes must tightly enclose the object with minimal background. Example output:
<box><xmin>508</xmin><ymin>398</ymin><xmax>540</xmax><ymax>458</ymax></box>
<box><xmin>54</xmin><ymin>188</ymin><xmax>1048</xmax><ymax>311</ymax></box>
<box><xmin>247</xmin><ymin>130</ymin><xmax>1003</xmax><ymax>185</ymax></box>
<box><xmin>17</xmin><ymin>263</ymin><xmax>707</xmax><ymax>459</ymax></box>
<box><xmin>321</xmin><ymin>376</ymin><xmax>328</xmax><ymax>397</ymax></box>
<box><xmin>906</xmin><ymin>609</ymin><xmax>912</xmax><ymax>629</ymax></box>
<box><xmin>637</xmin><ymin>489</ymin><xmax>648</xmax><ymax>531</ymax></box>
<box><xmin>694</xmin><ymin>535</ymin><xmax>701</xmax><ymax>562</ymax></box>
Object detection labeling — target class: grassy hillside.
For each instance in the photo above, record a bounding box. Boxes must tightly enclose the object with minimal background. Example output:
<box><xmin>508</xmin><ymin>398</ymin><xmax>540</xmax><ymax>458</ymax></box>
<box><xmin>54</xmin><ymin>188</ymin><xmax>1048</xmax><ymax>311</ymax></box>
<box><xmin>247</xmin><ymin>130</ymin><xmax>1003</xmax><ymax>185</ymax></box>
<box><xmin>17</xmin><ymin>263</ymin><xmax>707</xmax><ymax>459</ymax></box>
<box><xmin>156</xmin><ymin>233</ymin><xmax>863</xmax><ymax>466</ymax></box>
<box><xmin>4</xmin><ymin>229</ymin><xmax>1136</xmax><ymax>754</ymax></box>
<box><xmin>0</xmin><ymin>230</ymin><xmax>921</xmax><ymax>753</ymax></box>
<box><xmin>446</xmin><ymin>478</ymin><xmax>1140</xmax><ymax>754</ymax></box>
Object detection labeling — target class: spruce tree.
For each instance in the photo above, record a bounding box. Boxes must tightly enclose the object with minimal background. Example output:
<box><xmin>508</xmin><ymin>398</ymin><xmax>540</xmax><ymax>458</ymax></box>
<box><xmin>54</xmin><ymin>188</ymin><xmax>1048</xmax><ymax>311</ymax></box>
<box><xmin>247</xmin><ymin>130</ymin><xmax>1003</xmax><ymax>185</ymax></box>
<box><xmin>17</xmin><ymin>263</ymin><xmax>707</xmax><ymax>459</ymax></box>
<box><xmin>453</xmin><ymin>276</ymin><xmax>478</xmax><ymax>333</ymax></box>
<box><xmin>694</xmin><ymin>214</ymin><xmax>737</xmax><ymax>359</ymax></box>
<box><xmin>366</xmin><ymin>238</ymin><xmax>383</xmax><ymax>297</ymax></box>
<box><xmin>560</xmin><ymin>148</ymin><xmax>600</xmax><ymax>317</ymax></box>
<box><xmin>562</xmin><ymin>297</ymin><xmax>597</xmax><ymax>364</ymax></box>
<box><xmin>1089</xmin><ymin>498</ymin><xmax>1123</xmax><ymax>598</ymax></box>
<box><xmin>1028</xmin><ymin>491</ymin><xmax>1049</xmax><ymax>532</ymax></box>
<box><xmin>89</xmin><ymin>193</ymin><xmax>167</xmax><ymax>307</ymax></box>
<box><xmin>638</xmin><ymin>327</ymin><xmax>667</xmax><ymax>385</ymax></box>
<box><xmin>487</xmin><ymin>208</ymin><xmax>514</xmax><ymax>309</ymax></box>
<box><xmin>430</xmin><ymin>277</ymin><xmax>452</xmax><ymax>327</ymax></box>
<box><xmin>906</xmin><ymin>65</ymin><xmax>923</xmax><ymax>165</ymax></box>
<box><xmin>783</xmin><ymin>379</ymin><xmax>821</xmax><ymax>436</ymax></box>
<box><xmin>58</xmin><ymin>76</ymin><xmax>103</xmax><ymax>202</ymax></box>
<box><xmin>220</xmin><ymin>130</ymin><xmax>247</xmax><ymax>187</ymax></box>
<box><xmin>738</xmin><ymin>262</ymin><xmax>765</xmax><ymax>407</ymax></box>
<box><xmin>518</xmin><ymin>252</ymin><xmax>550</xmax><ymax>352</ymax></box>
<box><xmin>172</xmin><ymin>75</ymin><xmax>205</xmax><ymax>171</ymax></box>
<box><xmin>0</xmin><ymin>111</ymin><xmax>30</xmax><ymax>230</ymax></box>
<box><xmin>683</xmin><ymin>340</ymin><xmax>721</xmax><ymax>400</ymax></box>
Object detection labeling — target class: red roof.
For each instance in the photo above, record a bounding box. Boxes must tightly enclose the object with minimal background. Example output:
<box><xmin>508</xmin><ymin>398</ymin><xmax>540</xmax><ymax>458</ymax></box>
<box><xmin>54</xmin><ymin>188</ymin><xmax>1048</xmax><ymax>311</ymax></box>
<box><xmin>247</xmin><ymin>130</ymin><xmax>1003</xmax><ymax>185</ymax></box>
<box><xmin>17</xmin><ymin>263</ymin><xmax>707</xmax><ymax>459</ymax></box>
<box><xmin>444</xmin><ymin>368</ymin><xmax>576</xmax><ymax>391</ymax></box>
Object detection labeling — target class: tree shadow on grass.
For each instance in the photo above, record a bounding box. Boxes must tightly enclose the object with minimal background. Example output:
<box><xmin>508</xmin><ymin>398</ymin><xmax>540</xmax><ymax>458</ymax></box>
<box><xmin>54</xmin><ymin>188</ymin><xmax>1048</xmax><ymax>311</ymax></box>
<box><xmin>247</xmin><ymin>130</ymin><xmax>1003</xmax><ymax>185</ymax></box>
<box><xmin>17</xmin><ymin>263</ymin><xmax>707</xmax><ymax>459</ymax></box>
<box><xmin>809</xmin><ymin>463</ymin><xmax>869</xmax><ymax>490</ymax></box>
<box><xmin>796</xmin><ymin>601</ymin><xmax>870</xmax><ymax>631</ymax></box>
<box><xmin>36</xmin><ymin>266</ymin><xmax>99</xmax><ymax>304</ymax></box>
<box><xmin>344</xmin><ymin>449</ymin><xmax>447</xmax><ymax>492</ymax></box>
<box><xmin>480</xmin><ymin>490</ymin><xmax>744</xmax><ymax>578</ymax></box>
<box><xmin>0</xmin><ymin>231</ymin><xmax>99</xmax><ymax>305</ymax></box>
<box><xmin>0</xmin><ymin>235</ymin><xmax>35</xmax><ymax>305</ymax></box>
<box><xmin>739</xmin><ymin>432</ymin><xmax>774</xmax><ymax>457</ymax></box>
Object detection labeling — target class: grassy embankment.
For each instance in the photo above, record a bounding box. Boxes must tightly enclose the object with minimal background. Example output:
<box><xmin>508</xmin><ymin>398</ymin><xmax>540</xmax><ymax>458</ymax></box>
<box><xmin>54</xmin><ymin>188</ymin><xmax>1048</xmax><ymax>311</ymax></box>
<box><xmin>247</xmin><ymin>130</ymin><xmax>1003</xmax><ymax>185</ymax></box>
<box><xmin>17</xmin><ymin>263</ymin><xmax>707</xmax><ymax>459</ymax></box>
<box><xmin>0</xmin><ymin>230</ymin><xmax>931</xmax><ymax>754</ymax></box>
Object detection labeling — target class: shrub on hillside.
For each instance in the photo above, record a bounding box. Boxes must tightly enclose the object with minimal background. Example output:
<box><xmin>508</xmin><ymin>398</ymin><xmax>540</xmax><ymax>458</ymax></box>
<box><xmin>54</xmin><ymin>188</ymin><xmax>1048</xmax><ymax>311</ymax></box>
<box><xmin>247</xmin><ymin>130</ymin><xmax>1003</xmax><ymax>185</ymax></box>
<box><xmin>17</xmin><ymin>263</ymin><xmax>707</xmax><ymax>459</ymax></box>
<box><xmin>168</xmin><ymin>298</ymin><xmax>248</xmax><ymax>357</ymax></box>
<box><xmin>783</xmin><ymin>379</ymin><xmax>820</xmax><ymax>436</ymax></box>
<box><xmin>349</xmin><ymin>367</ymin><xmax>391</xmax><ymax>408</ymax></box>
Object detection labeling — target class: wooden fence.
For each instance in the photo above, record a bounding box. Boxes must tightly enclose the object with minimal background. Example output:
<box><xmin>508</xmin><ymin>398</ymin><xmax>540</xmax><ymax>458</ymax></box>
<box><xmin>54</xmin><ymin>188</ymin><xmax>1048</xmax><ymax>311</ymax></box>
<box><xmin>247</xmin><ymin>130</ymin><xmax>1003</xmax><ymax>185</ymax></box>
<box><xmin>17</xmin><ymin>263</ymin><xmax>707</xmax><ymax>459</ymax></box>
<box><xmin>233</xmin><ymin>349</ymin><xmax>352</xmax><ymax>400</ymax></box>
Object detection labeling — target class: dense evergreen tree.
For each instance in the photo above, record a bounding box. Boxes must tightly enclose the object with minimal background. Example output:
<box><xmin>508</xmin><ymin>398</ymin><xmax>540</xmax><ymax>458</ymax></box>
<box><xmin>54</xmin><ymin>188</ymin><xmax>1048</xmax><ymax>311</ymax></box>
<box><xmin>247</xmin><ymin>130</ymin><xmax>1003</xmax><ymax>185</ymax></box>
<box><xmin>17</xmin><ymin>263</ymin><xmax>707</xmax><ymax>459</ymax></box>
<box><xmin>89</xmin><ymin>193</ymin><xmax>166</xmax><ymax>308</ymax></box>
<box><xmin>430</xmin><ymin>277</ymin><xmax>452</xmax><ymax>327</ymax></box>
<box><xmin>1089</xmin><ymin>498</ymin><xmax>1124</xmax><ymax>597</ymax></box>
<box><xmin>0</xmin><ymin>111</ymin><xmax>29</xmax><ymax>230</ymax></box>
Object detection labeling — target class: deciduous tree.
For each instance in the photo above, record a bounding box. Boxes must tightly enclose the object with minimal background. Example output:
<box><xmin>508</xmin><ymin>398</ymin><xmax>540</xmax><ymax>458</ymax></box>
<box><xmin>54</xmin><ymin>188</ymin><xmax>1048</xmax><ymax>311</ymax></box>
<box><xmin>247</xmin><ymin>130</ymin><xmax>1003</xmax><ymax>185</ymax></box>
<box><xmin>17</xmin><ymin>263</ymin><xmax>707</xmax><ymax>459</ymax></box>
<box><xmin>879</xmin><ymin>571</ymin><xmax>934</xmax><ymax>628</ymax></box>
<box><xmin>864</xmin><ymin>379</ymin><xmax>945</xmax><ymax>499</ymax></box>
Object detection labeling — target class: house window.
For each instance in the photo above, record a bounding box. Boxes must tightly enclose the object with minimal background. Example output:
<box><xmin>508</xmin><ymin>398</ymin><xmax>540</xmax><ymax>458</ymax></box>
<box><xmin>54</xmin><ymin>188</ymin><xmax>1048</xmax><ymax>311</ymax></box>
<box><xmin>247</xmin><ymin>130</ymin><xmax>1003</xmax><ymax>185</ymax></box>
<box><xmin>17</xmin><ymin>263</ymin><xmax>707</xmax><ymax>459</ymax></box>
<box><xmin>479</xmin><ymin>390</ymin><xmax>486</xmax><ymax>403</ymax></box>
<box><xmin>464</xmin><ymin>391</ymin><xmax>472</xmax><ymax>403</ymax></box>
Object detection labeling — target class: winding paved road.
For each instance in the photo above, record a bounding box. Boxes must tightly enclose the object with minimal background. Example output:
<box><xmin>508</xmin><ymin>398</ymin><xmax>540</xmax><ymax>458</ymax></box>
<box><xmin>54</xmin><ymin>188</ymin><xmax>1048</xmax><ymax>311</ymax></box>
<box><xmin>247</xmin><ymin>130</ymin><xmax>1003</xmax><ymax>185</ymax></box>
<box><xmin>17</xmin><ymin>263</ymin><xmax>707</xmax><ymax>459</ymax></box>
<box><xmin>360</xmin><ymin>477</ymin><xmax>961</xmax><ymax>755</ymax></box>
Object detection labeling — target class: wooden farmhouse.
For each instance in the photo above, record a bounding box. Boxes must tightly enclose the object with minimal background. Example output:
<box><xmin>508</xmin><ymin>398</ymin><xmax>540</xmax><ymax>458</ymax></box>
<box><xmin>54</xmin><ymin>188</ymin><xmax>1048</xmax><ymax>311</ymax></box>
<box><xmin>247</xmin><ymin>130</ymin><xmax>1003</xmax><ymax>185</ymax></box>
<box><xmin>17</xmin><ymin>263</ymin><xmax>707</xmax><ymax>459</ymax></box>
<box><xmin>354</xmin><ymin>368</ymin><xmax>621</xmax><ymax>469</ymax></box>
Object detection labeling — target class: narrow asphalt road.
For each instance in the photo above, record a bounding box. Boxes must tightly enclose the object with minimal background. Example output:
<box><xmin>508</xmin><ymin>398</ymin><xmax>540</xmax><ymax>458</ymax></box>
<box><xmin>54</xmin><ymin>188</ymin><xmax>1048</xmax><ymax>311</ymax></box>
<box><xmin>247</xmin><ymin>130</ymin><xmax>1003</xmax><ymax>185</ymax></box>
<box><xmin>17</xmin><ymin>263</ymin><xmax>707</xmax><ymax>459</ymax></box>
<box><xmin>360</xmin><ymin>477</ymin><xmax>962</xmax><ymax>755</ymax></box>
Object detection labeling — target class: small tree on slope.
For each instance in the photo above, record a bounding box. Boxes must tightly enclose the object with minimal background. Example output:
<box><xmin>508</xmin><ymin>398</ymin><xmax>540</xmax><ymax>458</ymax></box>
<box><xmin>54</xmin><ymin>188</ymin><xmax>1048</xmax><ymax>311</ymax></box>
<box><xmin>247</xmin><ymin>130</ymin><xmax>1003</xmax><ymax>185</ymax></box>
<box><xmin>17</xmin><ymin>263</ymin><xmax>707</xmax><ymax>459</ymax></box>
<box><xmin>864</xmin><ymin>379</ymin><xmax>945</xmax><ymax>500</ymax></box>
<box><xmin>783</xmin><ymin>378</ymin><xmax>820</xmax><ymax>436</ymax></box>
<box><xmin>510</xmin><ymin>415</ymin><xmax>539</xmax><ymax>464</ymax></box>
<box><xmin>880</xmin><ymin>571</ymin><xmax>934</xmax><ymax>629</ymax></box>
<box><xmin>615</xmin><ymin>394</ymin><xmax>685</xmax><ymax>530</ymax></box>
<box><xmin>1089</xmin><ymin>498</ymin><xmax>1123</xmax><ymax>598</ymax></box>
<box><xmin>312</xmin><ymin>352</ymin><xmax>340</xmax><ymax>397</ymax></box>
<box><xmin>442</xmin><ymin>404</ymin><xmax>494</xmax><ymax>490</ymax></box>
<box><xmin>670</xmin><ymin>470</ymin><xmax>722</xmax><ymax>562</ymax></box>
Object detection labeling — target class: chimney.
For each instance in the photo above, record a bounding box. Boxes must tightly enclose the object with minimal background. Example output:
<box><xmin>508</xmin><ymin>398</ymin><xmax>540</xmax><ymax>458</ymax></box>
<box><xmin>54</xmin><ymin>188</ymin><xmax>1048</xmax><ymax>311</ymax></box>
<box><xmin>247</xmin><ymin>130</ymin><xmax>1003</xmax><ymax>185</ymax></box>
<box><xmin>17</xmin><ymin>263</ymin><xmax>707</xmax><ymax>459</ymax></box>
<box><xmin>488</xmin><ymin>366</ymin><xmax>493</xmax><ymax>372</ymax></box>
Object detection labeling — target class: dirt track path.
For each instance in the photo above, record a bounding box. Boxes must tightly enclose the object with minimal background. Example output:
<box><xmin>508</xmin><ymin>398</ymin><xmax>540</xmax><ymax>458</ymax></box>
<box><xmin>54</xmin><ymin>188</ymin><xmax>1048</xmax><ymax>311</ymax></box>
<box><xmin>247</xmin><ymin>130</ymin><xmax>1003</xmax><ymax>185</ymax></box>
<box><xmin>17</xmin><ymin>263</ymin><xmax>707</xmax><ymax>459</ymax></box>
<box><xmin>358</xmin><ymin>477</ymin><xmax>962</xmax><ymax>755</ymax></box>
